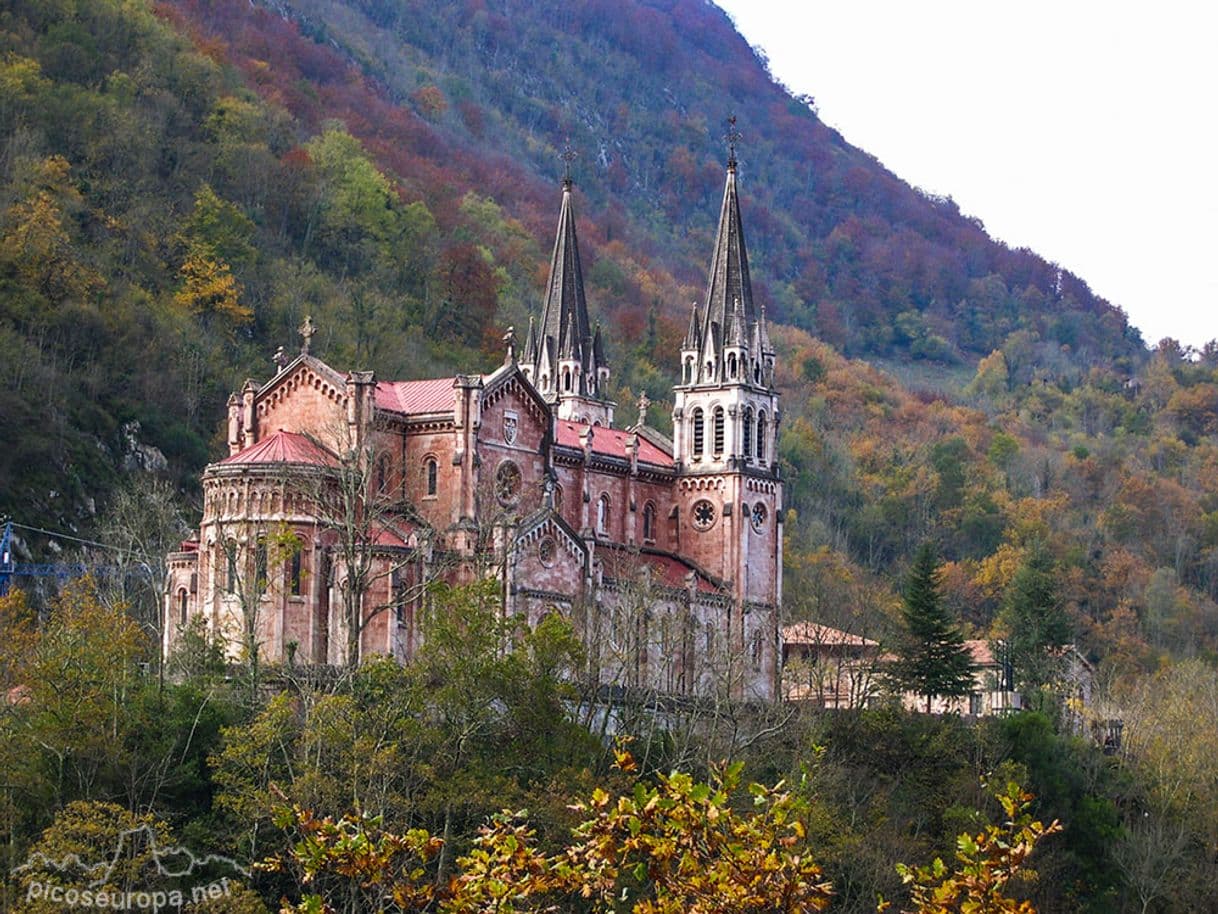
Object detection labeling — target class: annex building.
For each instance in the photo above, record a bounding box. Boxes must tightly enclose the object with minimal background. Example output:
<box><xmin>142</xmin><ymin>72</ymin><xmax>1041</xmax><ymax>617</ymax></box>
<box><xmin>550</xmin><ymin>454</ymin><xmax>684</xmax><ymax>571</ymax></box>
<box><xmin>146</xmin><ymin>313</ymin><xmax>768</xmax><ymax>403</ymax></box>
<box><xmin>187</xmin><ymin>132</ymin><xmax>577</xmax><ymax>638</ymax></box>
<box><xmin>165</xmin><ymin>154</ymin><xmax>784</xmax><ymax>701</ymax></box>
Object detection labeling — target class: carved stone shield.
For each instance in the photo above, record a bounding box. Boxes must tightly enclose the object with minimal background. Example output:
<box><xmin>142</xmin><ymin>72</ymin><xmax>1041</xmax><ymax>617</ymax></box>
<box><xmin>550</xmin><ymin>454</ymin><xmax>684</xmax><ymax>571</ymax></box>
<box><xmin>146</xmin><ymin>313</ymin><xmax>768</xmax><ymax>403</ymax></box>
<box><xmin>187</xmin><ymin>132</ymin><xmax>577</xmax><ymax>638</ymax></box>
<box><xmin>503</xmin><ymin>410</ymin><xmax>519</xmax><ymax>445</ymax></box>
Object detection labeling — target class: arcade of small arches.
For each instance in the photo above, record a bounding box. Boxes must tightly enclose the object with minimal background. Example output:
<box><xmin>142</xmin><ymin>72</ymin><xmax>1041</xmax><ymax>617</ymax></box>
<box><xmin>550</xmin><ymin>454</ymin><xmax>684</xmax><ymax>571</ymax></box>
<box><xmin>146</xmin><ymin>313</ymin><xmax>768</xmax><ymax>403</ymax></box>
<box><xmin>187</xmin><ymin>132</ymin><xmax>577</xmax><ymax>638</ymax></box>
<box><xmin>681</xmin><ymin>352</ymin><xmax>772</xmax><ymax>388</ymax></box>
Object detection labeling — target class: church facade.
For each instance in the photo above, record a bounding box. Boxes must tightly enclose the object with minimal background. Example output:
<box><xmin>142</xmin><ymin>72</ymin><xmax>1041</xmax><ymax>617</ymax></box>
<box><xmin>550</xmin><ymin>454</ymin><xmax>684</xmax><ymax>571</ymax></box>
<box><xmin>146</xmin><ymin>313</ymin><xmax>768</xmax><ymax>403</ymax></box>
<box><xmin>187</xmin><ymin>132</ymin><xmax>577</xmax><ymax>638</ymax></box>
<box><xmin>164</xmin><ymin>155</ymin><xmax>783</xmax><ymax>701</ymax></box>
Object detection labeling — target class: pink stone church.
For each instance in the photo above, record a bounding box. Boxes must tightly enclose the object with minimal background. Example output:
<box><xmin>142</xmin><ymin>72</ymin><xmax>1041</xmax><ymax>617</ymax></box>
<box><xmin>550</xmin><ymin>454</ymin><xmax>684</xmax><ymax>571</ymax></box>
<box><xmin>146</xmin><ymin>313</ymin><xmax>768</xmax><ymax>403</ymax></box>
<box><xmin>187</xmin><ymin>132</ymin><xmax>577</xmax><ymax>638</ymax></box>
<box><xmin>165</xmin><ymin>155</ymin><xmax>784</xmax><ymax>701</ymax></box>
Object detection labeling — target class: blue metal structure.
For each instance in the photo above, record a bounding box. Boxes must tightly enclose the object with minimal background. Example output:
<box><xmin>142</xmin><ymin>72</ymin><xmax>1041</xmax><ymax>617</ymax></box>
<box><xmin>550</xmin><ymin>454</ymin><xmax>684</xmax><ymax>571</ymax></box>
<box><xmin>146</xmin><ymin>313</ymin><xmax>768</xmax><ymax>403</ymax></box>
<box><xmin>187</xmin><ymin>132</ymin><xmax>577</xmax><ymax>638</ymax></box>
<box><xmin>0</xmin><ymin>520</ymin><xmax>101</xmax><ymax>596</ymax></box>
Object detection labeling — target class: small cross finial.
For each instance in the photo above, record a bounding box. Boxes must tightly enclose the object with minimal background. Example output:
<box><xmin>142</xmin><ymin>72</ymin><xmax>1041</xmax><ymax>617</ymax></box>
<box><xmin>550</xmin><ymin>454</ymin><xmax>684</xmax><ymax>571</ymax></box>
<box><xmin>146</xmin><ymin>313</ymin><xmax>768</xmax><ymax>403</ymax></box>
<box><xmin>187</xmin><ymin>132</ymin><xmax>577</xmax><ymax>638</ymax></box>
<box><xmin>725</xmin><ymin>114</ymin><xmax>742</xmax><ymax>169</ymax></box>
<box><xmin>503</xmin><ymin>326</ymin><xmax>516</xmax><ymax>365</ymax></box>
<box><xmin>637</xmin><ymin>391</ymin><xmax>651</xmax><ymax>426</ymax></box>
<box><xmin>272</xmin><ymin>346</ymin><xmax>289</xmax><ymax>372</ymax></box>
<box><xmin>298</xmin><ymin>315</ymin><xmax>317</xmax><ymax>355</ymax></box>
<box><xmin>560</xmin><ymin>142</ymin><xmax>578</xmax><ymax>186</ymax></box>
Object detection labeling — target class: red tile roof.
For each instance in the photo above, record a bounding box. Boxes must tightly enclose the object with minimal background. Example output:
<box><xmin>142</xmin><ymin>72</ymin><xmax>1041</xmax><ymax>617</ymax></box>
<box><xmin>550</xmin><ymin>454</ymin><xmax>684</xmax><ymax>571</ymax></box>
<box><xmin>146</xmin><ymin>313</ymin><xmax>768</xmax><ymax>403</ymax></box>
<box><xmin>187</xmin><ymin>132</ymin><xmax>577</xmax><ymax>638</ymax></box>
<box><xmin>376</xmin><ymin>378</ymin><xmax>457</xmax><ymax>415</ymax></box>
<box><xmin>219</xmin><ymin>430</ymin><xmax>338</xmax><ymax>467</ymax></box>
<box><xmin>370</xmin><ymin>522</ymin><xmax>414</xmax><ymax>548</ymax></box>
<box><xmin>601</xmin><ymin>546</ymin><xmax>719</xmax><ymax>594</ymax></box>
<box><xmin>555</xmin><ymin>420</ymin><xmax>672</xmax><ymax>466</ymax></box>
<box><xmin>783</xmin><ymin>622</ymin><xmax>879</xmax><ymax>648</ymax></box>
<box><xmin>647</xmin><ymin>552</ymin><xmax>718</xmax><ymax>592</ymax></box>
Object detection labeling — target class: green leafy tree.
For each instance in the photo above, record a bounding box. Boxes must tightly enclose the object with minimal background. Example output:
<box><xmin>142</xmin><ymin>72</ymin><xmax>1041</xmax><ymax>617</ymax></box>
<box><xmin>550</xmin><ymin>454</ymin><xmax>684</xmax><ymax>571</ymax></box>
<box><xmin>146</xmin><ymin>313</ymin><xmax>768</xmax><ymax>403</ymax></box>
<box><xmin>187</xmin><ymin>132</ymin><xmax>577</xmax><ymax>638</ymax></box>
<box><xmin>889</xmin><ymin>544</ymin><xmax>976</xmax><ymax>713</ymax></box>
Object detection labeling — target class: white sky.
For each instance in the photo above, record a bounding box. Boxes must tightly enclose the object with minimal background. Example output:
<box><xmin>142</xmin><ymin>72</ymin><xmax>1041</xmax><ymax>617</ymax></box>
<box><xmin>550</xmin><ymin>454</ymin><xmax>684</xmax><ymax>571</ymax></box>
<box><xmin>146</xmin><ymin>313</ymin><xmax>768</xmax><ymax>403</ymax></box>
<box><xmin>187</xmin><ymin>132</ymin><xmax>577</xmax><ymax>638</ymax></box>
<box><xmin>714</xmin><ymin>0</ymin><xmax>1218</xmax><ymax>349</ymax></box>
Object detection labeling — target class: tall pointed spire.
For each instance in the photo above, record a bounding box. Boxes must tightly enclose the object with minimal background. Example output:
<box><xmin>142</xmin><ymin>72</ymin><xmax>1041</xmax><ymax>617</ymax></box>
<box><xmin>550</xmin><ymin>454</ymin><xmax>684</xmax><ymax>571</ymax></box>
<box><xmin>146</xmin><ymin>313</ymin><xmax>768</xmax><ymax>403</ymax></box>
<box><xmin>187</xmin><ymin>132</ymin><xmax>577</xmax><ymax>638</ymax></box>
<box><xmin>700</xmin><ymin>151</ymin><xmax>754</xmax><ymax>357</ymax></box>
<box><xmin>539</xmin><ymin>177</ymin><xmax>591</xmax><ymax>363</ymax></box>
<box><xmin>526</xmin><ymin>168</ymin><xmax>615</xmax><ymax>425</ymax></box>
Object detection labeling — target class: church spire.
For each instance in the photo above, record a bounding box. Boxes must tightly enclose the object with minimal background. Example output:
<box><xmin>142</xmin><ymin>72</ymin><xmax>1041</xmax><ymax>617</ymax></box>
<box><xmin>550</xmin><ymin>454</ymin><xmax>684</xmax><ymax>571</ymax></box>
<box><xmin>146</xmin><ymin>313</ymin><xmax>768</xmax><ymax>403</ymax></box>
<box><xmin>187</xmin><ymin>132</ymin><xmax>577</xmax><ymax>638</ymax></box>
<box><xmin>539</xmin><ymin>177</ymin><xmax>591</xmax><ymax>365</ymax></box>
<box><xmin>699</xmin><ymin>150</ymin><xmax>754</xmax><ymax>367</ymax></box>
<box><xmin>525</xmin><ymin>166</ymin><xmax>614</xmax><ymax>425</ymax></box>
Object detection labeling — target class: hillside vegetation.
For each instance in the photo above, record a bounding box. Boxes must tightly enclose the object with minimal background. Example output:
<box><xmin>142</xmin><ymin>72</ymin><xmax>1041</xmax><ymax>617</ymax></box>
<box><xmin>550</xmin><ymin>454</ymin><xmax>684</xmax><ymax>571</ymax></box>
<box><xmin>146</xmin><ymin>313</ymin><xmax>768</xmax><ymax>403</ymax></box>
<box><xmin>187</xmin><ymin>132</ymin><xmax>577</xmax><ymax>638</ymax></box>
<box><xmin>3</xmin><ymin>0</ymin><xmax>1216</xmax><ymax>665</ymax></box>
<box><xmin>3</xmin><ymin>1</ymin><xmax>1218</xmax><ymax>909</ymax></box>
<box><xmin>3</xmin><ymin>0</ymin><xmax>1216</xmax><ymax>671</ymax></box>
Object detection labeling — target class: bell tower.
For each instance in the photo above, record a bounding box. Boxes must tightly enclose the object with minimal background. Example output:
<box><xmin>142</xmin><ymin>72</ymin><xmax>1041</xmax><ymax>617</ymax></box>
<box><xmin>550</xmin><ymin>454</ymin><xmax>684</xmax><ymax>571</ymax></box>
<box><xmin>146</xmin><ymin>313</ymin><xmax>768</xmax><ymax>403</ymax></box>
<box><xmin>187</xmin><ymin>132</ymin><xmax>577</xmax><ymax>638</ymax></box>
<box><xmin>671</xmin><ymin>139</ymin><xmax>781</xmax><ymax>698</ymax></box>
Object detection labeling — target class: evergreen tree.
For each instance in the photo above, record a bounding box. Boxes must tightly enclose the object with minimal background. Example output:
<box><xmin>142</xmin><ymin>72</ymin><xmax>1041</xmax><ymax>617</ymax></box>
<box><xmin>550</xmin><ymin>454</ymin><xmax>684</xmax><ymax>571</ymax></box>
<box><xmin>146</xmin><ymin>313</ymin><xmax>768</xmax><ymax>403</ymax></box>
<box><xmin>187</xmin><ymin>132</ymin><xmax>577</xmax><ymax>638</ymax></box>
<box><xmin>889</xmin><ymin>543</ymin><xmax>976</xmax><ymax>712</ymax></box>
<box><xmin>997</xmin><ymin>543</ymin><xmax>1072</xmax><ymax>694</ymax></box>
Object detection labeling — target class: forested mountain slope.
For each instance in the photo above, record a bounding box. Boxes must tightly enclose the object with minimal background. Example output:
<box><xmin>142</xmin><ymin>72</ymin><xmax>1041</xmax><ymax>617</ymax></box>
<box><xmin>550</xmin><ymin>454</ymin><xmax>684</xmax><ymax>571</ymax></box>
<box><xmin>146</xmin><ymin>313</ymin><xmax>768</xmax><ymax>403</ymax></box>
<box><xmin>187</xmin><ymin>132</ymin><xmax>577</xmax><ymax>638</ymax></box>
<box><xmin>6</xmin><ymin>3</ymin><xmax>1218</xmax><ymax>908</ymax></box>
<box><xmin>201</xmin><ymin>0</ymin><xmax>1143</xmax><ymax>367</ymax></box>
<box><xmin>5</xmin><ymin>0</ymin><xmax>1217</xmax><ymax>683</ymax></box>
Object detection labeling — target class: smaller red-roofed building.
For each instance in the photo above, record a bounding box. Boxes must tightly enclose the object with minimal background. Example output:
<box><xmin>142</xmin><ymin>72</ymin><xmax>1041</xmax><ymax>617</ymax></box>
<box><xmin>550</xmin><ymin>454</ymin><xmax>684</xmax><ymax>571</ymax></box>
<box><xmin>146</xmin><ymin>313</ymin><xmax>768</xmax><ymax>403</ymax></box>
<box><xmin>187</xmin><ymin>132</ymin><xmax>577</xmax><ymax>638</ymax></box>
<box><xmin>781</xmin><ymin>626</ymin><xmax>1035</xmax><ymax>716</ymax></box>
<box><xmin>781</xmin><ymin>622</ymin><xmax>884</xmax><ymax>708</ymax></box>
<box><xmin>890</xmin><ymin>640</ymin><xmax>1022</xmax><ymax>716</ymax></box>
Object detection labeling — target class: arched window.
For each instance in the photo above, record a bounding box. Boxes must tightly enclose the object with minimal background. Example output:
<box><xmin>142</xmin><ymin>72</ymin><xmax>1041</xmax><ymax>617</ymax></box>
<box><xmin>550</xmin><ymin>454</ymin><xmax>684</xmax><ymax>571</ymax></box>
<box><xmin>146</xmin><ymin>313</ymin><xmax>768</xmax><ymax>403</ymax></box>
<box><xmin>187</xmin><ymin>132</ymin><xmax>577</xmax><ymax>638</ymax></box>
<box><xmin>728</xmin><ymin>353</ymin><xmax>737</xmax><ymax>378</ymax></box>
<box><xmin>255</xmin><ymin>538</ymin><xmax>268</xmax><ymax>589</ymax></box>
<box><xmin>743</xmin><ymin>407</ymin><xmax>754</xmax><ymax>458</ymax></box>
<box><xmin>597</xmin><ymin>494</ymin><xmax>610</xmax><ymax>535</ymax></box>
<box><xmin>684</xmin><ymin>357</ymin><xmax>693</xmax><ymax>384</ymax></box>
<box><xmin>425</xmin><ymin>456</ymin><xmax>438</xmax><ymax>497</ymax></box>
<box><xmin>374</xmin><ymin>456</ymin><xmax>389</xmax><ymax>495</ymax></box>
<box><xmin>563</xmin><ymin>368</ymin><xmax>572</xmax><ymax>392</ymax></box>
<box><xmin>757</xmin><ymin>411</ymin><xmax>768</xmax><ymax>463</ymax></box>
<box><xmin>754</xmin><ymin>361</ymin><xmax>761</xmax><ymax>383</ymax></box>
<box><xmin>691</xmin><ymin>407</ymin><xmax>705</xmax><ymax>457</ymax></box>
<box><xmin>712</xmin><ymin>407</ymin><xmax>725</xmax><ymax>456</ymax></box>
<box><xmin>224</xmin><ymin>541</ymin><xmax>237</xmax><ymax>594</ymax></box>
<box><xmin>642</xmin><ymin>502</ymin><xmax>657</xmax><ymax>543</ymax></box>
<box><xmin>289</xmin><ymin>542</ymin><xmax>304</xmax><ymax>596</ymax></box>
<box><xmin>178</xmin><ymin>589</ymin><xmax>188</xmax><ymax>626</ymax></box>
<box><xmin>393</xmin><ymin>579</ymin><xmax>407</xmax><ymax>626</ymax></box>
<box><xmin>705</xmin><ymin>360</ymin><xmax>714</xmax><ymax>380</ymax></box>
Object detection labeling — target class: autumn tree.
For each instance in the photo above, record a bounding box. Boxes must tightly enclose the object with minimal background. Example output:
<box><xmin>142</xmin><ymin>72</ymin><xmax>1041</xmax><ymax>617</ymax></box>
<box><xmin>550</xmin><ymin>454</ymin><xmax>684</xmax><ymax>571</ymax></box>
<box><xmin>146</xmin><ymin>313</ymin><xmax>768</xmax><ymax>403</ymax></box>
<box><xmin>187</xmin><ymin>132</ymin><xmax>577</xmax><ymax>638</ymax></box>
<box><xmin>888</xmin><ymin>544</ymin><xmax>975</xmax><ymax>713</ymax></box>
<box><xmin>174</xmin><ymin>248</ymin><xmax>251</xmax><ymax>327</ymax></box>
<box><xmin>0</xmin><ymin>579</ymin><xmax>147</xmax><ymax>811</ymax></box>
<box><xmin>7</xmin><ymin>801</ymin><xmax>174</xmax><ymax>914</ymax></box>
<box><xmin>1114</xmin><ymin>661</ymin><xmax>1218</xmax><ymax>912</ymax></box>
<box><xmin>885</xmin><ymin>781</ymin><xmax>1061</xmax><ymax>914</ymax></box>
<box><xmin>300</xmin><ymin>422</ymin><xmax>441</xmax><ymax>670</ymax></box>
<box><xmin>0</xmin><ymin>155</ymin><xmax>103</xmax><ymax>303</ymax></box>
<box><xmin>210</xmin><ymin>582</ymin><xmax>589</xmax><ymax>876</ymax></box>
<box><xmin>8</xmin><ymin>800</ymin><xmax>262</xmax><ymax>914</ymax></box>
<box><xmin>269</xmin><ymin>744</ymin><xmax>834</xmax><ymax>914</ymax></box>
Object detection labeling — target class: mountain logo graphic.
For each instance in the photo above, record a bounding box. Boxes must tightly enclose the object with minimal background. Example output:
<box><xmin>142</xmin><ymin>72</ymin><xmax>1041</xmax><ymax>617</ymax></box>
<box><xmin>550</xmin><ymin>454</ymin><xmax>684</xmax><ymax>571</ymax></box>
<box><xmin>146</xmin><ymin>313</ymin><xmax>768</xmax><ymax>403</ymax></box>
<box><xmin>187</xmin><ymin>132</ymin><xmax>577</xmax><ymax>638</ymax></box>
<box><xmin>14</xmin><ymin>825</ymin><xmax>250</xmax><ymax>889</ymax></box>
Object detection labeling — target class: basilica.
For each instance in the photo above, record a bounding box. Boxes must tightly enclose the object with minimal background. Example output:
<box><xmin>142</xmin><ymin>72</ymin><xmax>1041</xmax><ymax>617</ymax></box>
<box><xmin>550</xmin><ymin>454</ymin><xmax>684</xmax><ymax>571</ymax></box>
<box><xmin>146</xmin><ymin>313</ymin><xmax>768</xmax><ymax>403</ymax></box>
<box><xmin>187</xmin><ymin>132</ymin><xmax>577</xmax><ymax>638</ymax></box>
<box><xmin>164</xmin><ymin>152</ymin><xmax>783</xmax><ymax>701</ymax></box>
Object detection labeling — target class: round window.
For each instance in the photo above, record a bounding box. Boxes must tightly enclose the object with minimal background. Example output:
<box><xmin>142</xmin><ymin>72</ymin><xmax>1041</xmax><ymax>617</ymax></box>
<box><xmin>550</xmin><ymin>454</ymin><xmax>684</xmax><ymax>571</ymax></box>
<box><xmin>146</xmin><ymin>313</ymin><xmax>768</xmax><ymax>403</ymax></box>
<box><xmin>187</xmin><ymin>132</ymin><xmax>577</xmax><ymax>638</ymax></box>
<box><xmin>751</xmin><ymin>502</ymin><xmax>768</xmax><ymax>531</ymax></box>
<box><xmin>538</xmin><ymin>536</ymin><xmax>557</xmax><ymax>567</ymax></box>
<box><xmin>495</xmin><ymin>461</ymin><xmax>522</xmax><ymax>506</ymax></box>
<box><xmin>692</xmin><ymin>499</ymin><xmax>717</xmax><ymax>531</ymax></box>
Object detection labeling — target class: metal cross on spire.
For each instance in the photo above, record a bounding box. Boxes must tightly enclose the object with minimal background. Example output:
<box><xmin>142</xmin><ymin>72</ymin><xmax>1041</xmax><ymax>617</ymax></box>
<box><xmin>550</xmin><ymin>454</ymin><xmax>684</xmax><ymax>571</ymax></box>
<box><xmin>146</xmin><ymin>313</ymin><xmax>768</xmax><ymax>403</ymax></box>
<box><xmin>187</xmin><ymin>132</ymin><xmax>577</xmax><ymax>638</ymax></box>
<box><xmin>560</xmin><ymin>142</ymin><xmax>578</xmax><ymax>186</ymax></box>
<box><xmin>725</xmin><ymin>114</ymin><xmax>742</xmax><ymax>169</ymax></box>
